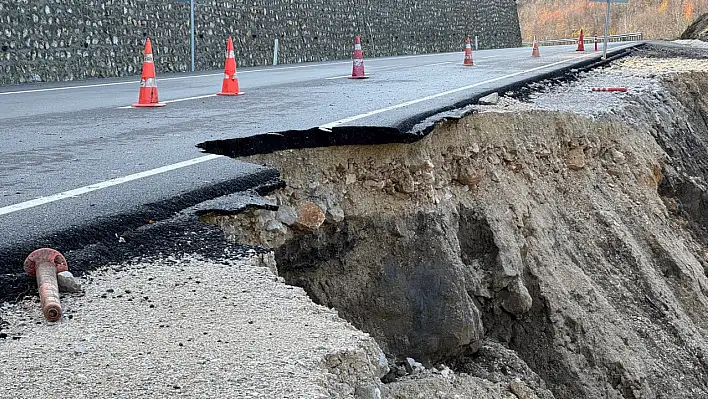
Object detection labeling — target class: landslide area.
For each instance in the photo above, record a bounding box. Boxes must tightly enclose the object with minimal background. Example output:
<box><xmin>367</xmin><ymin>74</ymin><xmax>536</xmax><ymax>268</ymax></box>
<box><xmin>201</xmin><ymin>45</ymin><xmax>708</xmax><ymax>398</ymax></box>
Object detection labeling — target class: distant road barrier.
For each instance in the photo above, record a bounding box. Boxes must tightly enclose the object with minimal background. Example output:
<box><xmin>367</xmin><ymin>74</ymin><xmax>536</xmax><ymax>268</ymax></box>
<box><xmin>523</xmin><ymin>33</ymin><xmax>644</xmax><ymax>47</ymax></box>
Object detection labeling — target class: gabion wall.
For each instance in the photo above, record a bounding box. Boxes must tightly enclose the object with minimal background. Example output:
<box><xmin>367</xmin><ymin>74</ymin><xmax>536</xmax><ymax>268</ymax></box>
<box><xmin>0</xmin><ymin>0</ymin><xmax>522</xmax><ymax>84</ymax></box>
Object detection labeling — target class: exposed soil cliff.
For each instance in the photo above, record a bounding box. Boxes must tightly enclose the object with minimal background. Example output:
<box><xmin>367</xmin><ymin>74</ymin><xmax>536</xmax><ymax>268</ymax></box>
<box><xmin>202</xmin><ymin>48</ymin><xmax>708</xmax><ymax>398</ymax></box>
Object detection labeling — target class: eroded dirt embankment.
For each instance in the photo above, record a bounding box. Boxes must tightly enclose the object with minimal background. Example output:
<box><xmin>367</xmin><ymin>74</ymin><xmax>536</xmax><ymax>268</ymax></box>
<box><xmin>202</xmin><ymin>49</ymin><xmax>708</xmax><ymax>398</ymax></box>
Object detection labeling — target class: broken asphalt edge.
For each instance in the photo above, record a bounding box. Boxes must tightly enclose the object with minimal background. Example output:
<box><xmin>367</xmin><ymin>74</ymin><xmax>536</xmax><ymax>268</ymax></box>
<box><xmin>0</xmin><ymin>43</ymin><xmax>643</xmax><ymax>313</ymax></box>
<box><xmin>396</xmin><ymin>43</ymin><xmax>645</xmax><ymax>135</ymax></box>
<box><xmin>197</xmin><ymin>43</ymin><xmax>646</xmax><ymax>159</ymax></box>
<box><xmin>0</xmin><ymin>168</ymin><xmax>282</xmax><ymax>307</ymax></box>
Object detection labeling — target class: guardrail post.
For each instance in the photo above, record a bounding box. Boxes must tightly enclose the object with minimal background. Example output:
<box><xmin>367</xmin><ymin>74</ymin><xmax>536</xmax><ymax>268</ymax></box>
<box><xmin>535</xmin><ymin>32</ymin><xmax>641</xmax><ymax>48</ymax></box>
<box><xmin>190</xmin><ymin>0</ymin><xmax>195</xmax><ymax>72</ymax></box>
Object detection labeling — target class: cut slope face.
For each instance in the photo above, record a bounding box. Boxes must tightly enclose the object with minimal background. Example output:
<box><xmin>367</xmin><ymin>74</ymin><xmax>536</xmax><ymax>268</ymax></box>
<box><xmin>202</xmin><ymin>52</ymin><xmax>708</xmax><ymax>398</ymax></box>
<box><xmin>681</xmin><ymin>12</ymin><xmax>708</xmax><ymax>40</ymax></box>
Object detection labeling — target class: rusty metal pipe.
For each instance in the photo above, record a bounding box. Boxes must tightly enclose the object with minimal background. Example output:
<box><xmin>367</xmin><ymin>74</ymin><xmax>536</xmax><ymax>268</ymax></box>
<box><xmin>24</xmin><ymin>249</ymin><xmax>69</xmax><ymax>322</ymax></box>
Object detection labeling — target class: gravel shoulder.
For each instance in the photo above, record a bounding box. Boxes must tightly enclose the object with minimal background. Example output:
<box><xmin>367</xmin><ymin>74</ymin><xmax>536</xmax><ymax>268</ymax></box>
<box><xmin>0</xmin><ymin>254</ymin><xmax>386</xmax><ymax>399</ymax></box>
<box><xmin>475</xmin><ymin>52</ymin><xmax>708</xmax><ymax>117</ymax></box>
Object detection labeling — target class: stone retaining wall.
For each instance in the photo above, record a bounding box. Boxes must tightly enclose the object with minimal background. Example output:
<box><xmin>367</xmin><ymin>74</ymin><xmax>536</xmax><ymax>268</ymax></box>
<box><xmin>0</xmin><ymin>0</ymin><xmax>521</xmax><ymax>84</ymax></box>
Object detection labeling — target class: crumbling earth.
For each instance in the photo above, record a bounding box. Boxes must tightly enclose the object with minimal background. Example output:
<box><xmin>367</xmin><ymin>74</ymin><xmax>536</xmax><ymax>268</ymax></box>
<box><xmin>201</xmin><ymin>44</ymin><xmax>708</xmax><ymax>398</ymax></box>
<box><xmin>3</xmin><ymin>43</ymin><xmax>708</xmax><ymax>399</ymax></box>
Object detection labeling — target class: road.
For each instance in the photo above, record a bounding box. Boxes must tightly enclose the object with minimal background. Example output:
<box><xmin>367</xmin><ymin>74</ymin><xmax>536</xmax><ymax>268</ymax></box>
<box><xmin>0</xmin><ymin>42</ymin><xmax>638</xmax><ymax>267</ymax></box>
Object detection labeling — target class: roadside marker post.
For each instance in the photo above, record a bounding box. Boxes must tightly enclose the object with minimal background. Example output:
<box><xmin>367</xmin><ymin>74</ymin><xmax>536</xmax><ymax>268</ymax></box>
<box><xmin>273</xmin><ymin>39</ymin><xmax>279</xmax><ymax>66</ymax></box>
<box><xmin>590</xmin><ymin>0</ymin><xmax>629</xmax><ymax>60</ymax></box>
<box><xmin>190</xmin><ymin>0</ymin><xmax>195</xmax><ymax>71</ymax></box>
<box><xmin>174</xmin><ymin>0</ymin><xmax>207</xmax><ymax>72</ymax></box>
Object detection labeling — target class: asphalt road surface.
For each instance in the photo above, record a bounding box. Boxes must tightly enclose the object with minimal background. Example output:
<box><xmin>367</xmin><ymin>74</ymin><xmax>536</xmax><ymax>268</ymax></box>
<box><xmin>0</xmin><ymin>42</ymin><xmax>638</xmax><ymax>267</ymax></box>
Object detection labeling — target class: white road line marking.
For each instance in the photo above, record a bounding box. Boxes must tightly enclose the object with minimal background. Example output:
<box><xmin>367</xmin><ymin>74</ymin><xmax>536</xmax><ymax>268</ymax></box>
<box><xmin>0</xmin><ymin>155</ymin><xmax>222</xmax><ymax>216</ymax></box>
<box><xmin>0</xmin><ymin>46</ymin><xmax>634</xmax><ymax>215</ymax></box>
<box><xmin>118</xmin><ymin>93</ymin><xmax>218</xmax><ymax>109</ymax></box>
<box><xmin>0</xmin><ymin>52</ymin><xmax>466</xmax><ymax>96</ymax></box>
<box><xmin>164</xmin><ymin>94</ymin><xmax>218</xmax><ymax>103</ymax></box>
<box><xmin>319</xmin><ymin>52</ymin><xmax>598</xmax><ymax>130</ymax></box>
<box><xmin>239</xmin><ymin>62</ymin><xmax>350</xmax><ymax>74</ymax></box>
<box><xmin>0</xmin><ymin>80</ymin><xmax>141</xmax><ymax>95</ymax></box>
<box><xmin>0</xmin><ymin>73</ymin><xmax>228</xmax><ymax>96</ymax></box>
<box><xmin>325</xmin><ymin>65</ymin><xmax>410</xmax><ymax>80</ymax></box>
<box><xmin>161</xmin><ymin>73</ymin><xmax>222</xmax><ymax>80</ymax></box>
<box><xmin>326</xmin><ymin>74</ymin><xmax>358</xmax><ymax>80</ymax></box>
<box><xmin>326</xmin><ymin>61</ymin><xmax>457</xmax><ymax>80</ymax></box>
<box><xmin>0</xmin><ymin>46</ymin><xmax>632</xmax><ymax>97</ymax></box>
<box><xmin>406</xmin><ymin>61</ymin><xmax>456</xmax><ymax>68</ymax></box>
<box><xmin>238</xmin><ymin>52</ymin><xmax>463</xmax><ymax>74</ymax></box>
<box><xmin>366</xmin><ymin>52</ymin><xmax>459</xmax><ymax>61</ymax></box>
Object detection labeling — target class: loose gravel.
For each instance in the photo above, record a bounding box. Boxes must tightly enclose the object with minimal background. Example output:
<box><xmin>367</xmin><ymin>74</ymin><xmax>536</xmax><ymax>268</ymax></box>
<box><xmin>475</xmin><ymin>55</ymin><xmax>708</xmax><ymax>116</ymax></box>
<box><xmin>673</xmin><ymin>39</ymin><xmax>708</xmax><ymax>49</ymax></box>
<box><xmin>0</xmin><ymin>254</ymin><xmax>383</xmax><ymax>399</ymax></box>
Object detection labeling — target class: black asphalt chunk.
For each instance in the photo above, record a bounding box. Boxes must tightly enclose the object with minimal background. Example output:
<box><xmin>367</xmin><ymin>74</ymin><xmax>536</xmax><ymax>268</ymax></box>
<box><xmin>197</xmin><ymin>126</ymin><xmax>423</xmax><ymax>158</ymax></box>
<box><xmin>198</xmin><ymin>45</ymin><xmax>644</xmax><ymax>158</ymax></box>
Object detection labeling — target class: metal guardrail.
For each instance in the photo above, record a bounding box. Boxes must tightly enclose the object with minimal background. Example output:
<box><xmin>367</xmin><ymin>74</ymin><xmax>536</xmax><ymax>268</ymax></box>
<box><xmin>522</xmin><ymin>32</ymin><xmax>643</xmax><ymax>47</ymax></box>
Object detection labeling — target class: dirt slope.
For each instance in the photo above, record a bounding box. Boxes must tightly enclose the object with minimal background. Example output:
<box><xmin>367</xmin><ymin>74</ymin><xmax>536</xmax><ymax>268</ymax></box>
<box><xmin>204</xmin><ymin>45</ymin><xmax>708</xmax><ymax>398</ymax></box>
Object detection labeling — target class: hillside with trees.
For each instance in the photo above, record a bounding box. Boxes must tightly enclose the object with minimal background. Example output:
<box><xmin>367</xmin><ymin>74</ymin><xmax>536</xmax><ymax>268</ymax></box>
<box><xmin>518</xmin><ymin>0</ymin><xmax>708</xmax><ymax>40</ymax></box>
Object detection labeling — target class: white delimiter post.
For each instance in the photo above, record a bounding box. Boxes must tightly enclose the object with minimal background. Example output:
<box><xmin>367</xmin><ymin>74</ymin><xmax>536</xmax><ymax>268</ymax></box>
<box><xmin>190</xmin><ymin>0</ymin><xmax>195</xmax><ymax>71</ymax></box>
<box><xmin>603</xmin><ymin>0</ymin><xmax>610</xmax><ymax>60</ymax></box>
<box><xmin>273</xmin><ymin>39</ymin><xmax>279</xmax><ymax>66</ymax></box>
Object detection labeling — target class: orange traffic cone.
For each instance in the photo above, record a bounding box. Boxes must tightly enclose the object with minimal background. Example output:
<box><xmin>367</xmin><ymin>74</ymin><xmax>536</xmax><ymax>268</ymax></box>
<box><xmin>217</xmin><ymin>37</ymin><xmax>243</xmax><ymax>96</ymax></box>
<box><xmin>350</xmin><ymin>35</ymin><xmax>369</xmax><ymax>79</ymax></box>
<box><xmin>531</xmin><ymin>37</ymin><xmax>540</xmax><ymax>57</ymax></box>
<box><xmin>577</xmin><ymin>29</ymin><xmax>585</xmax><ymax>52</ymax></box>
<box><xmin>132</xmin><ymin>38</ymin><xmax>165</xmax><ymax>108</ymax></box>
<box><xmin>463</xmin><ymin>36</ymin><xmax>474</xmax><ymax>66</ymax></box>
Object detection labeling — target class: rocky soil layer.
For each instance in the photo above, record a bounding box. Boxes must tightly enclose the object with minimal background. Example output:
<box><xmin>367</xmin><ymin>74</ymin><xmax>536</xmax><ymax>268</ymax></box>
<box><xmin>204</xmin><ymin>47</ymin><xmax>708</xmax><ymax>398</ymax></box>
